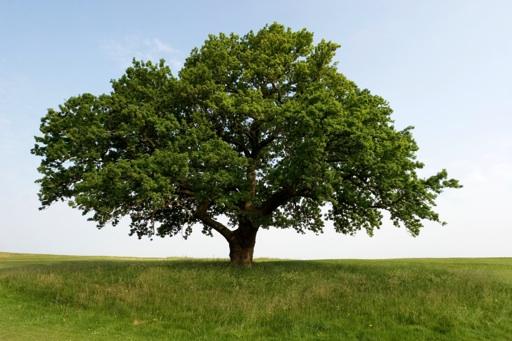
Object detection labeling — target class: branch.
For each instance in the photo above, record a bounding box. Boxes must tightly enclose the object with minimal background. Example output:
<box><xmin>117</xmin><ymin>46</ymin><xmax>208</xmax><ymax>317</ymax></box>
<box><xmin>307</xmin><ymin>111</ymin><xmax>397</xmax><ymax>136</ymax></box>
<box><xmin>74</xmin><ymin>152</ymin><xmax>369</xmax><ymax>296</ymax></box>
<box><xmin>212</xmin><ymin>123</ymin><xmax>251</xmax><ymax>157</ymax></box>
<box><xmin>259</xmin><ymin>131</ymin><xmax>278</xmax><ymax>150</ymax></box>
<box><xmin>247</xmin><ymin>119</ymin><xmax>280</xmax><ymax>158</ymax></box>
<box><xmin>259</xmin><ymin>187</ymin><xmax>296</xmax><ymax>215</ymax></box>
<box><xmin>195</xmin><ymin>201</ymin><xmax>235</xmax><ymax>242</ymax></box>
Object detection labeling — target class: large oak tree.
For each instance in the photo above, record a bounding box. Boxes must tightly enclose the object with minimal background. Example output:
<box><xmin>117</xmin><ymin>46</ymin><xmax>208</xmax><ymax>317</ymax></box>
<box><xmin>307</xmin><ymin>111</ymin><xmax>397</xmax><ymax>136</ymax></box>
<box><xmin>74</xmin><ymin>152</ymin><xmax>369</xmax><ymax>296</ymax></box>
<box><xmin>32</xmin><ymin>24</ymin><xmax>460</xmax><ymax>265</ymax></box>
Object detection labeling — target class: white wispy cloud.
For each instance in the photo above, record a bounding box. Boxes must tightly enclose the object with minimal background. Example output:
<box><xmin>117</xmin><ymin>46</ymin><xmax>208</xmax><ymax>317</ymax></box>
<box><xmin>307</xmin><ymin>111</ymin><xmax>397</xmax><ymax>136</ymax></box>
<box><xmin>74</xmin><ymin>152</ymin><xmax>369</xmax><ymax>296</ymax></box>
<box><xmin>101</xmin><ymin>37</ymin><xmax>184</xmax><ymax>72</ymax></box>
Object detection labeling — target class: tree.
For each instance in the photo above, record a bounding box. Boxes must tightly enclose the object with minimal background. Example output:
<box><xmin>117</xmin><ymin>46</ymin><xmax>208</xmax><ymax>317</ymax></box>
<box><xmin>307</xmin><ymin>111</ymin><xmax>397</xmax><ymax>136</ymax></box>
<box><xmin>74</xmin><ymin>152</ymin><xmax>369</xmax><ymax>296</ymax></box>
<box><xmin>32</xmin><ymin>23</ymin><xmax>460</xmax><ymax>265</ymax></box>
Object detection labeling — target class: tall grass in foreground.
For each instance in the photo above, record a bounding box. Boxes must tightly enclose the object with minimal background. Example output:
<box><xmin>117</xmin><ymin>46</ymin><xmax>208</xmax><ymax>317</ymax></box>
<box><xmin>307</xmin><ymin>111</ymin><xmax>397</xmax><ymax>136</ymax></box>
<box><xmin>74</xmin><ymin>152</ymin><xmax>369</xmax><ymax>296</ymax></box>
<box><xmin>0</xmin><ymin>254</ymin><xmax>511</xmax><ymax>340</ymax></box>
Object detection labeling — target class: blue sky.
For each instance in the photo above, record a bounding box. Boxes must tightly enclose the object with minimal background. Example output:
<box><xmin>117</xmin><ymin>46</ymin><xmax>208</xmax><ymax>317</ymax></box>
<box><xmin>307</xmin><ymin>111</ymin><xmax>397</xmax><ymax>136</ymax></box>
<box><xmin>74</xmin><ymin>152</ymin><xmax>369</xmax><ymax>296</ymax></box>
<box><xmin>1</xmin><ymin>0</ymin><xmax>511</xmax><ymax>258</ymax></box>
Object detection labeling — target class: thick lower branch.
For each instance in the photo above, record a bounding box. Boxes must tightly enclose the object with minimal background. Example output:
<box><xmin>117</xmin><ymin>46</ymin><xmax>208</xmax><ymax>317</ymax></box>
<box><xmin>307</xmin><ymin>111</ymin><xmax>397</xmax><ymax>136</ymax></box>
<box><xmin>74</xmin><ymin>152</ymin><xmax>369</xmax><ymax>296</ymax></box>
<box><xmin>195</xmin><ymin>201</ymin><xmax>234</xmax><ymax>242</ymax></box>
<box><xmin>259</xmin><ymin>187</ymin><xmax>296</xmax><ymax>215</ymax></box>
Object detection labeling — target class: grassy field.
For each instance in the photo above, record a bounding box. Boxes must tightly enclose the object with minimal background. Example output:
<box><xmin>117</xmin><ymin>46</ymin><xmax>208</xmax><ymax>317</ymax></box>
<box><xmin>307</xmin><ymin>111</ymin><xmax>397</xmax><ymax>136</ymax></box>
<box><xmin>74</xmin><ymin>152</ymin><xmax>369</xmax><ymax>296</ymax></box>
<box><xmin>0</xmin><ymin>252</ymin><xmax>511</xmax><ymax>340</ymax></box>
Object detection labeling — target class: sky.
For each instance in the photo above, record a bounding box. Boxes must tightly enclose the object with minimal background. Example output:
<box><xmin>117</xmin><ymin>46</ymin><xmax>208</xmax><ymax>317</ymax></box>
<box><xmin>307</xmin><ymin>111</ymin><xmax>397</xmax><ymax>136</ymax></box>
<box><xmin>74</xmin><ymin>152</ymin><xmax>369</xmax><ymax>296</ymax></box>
<box><xmin>0</xmin><ymin>0</ymin><xmax>511</xmax><ymax>259</ymax></box>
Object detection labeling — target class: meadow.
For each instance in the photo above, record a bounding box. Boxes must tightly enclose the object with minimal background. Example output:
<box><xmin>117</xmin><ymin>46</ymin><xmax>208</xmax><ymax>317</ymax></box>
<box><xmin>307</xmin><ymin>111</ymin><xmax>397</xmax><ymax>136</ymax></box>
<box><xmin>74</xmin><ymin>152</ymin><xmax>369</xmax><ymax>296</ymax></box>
<box><xmin>0</xmin><ymin>252</ymin><xmax>511</xmax><ymax>340</ymax></box>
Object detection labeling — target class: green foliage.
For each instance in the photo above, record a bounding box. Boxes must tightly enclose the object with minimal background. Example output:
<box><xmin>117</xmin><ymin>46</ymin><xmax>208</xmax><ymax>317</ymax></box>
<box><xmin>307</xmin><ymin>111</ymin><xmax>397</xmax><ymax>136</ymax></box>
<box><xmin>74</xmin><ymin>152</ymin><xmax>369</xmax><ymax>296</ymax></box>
<box><xmin>32</xmin><ymin>23</ymin><xmax>460</xmax><ymax>241</ymax></box>
<box><xmin>1</xmin><ymin>253</ymin><xmax>512</xmax><ymax>340</ymax></box>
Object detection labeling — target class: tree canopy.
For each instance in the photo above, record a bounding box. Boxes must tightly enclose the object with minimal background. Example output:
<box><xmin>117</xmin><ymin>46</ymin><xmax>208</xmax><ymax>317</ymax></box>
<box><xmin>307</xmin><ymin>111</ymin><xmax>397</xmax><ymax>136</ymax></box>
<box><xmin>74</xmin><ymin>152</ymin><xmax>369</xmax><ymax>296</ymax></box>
<box><xmin>32</xmin><ymin>23</ymin><xmax>460</xmax><ymax>265</ymax></box>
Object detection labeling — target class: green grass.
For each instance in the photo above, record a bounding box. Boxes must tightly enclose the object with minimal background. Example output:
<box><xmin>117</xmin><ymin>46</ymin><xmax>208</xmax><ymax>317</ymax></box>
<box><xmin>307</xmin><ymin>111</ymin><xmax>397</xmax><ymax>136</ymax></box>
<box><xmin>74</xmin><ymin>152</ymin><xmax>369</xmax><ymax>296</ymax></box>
<box><xmin>1</xmin><ymin>252</ymin><xmax>511</xmax><ymax>340</ymax></box>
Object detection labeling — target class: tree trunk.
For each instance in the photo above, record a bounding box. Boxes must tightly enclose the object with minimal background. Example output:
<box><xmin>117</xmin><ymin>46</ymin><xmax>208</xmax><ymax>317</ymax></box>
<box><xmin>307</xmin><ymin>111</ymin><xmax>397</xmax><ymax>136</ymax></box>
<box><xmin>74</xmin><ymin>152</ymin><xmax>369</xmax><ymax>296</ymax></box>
<box><xmin>229</xmin><ymin>220</ymin><xmax>258</xmax><ymax>266</ymax></box>
<box><xmin>229</xmin><ymin>242</ymin><xmax>255</xmax><ymax>266</ymax></box>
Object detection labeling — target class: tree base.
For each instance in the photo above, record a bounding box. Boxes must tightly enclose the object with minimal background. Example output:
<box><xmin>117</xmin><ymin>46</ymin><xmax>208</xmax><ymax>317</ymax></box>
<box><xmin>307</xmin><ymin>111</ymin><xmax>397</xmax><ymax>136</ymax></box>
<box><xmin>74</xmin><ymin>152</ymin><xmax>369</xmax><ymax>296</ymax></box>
<box><xmin>229</xmin><ymin>244</ymin><xmax>254</xmax><ymax>266</ymax></box>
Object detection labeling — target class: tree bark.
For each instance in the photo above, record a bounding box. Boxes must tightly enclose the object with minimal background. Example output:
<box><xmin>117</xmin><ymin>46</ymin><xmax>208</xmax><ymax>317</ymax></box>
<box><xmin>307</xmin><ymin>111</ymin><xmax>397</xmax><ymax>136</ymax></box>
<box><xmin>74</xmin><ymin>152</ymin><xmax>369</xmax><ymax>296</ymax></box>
<box><xmin>229</xmin><ymin>242</ymin><xmax>255</xmax><ymax>266</ymax></box>
<box><xmin>229</xmin><ymin>219</ymin><xmax>258</xmax><ymax>266</ymax></box>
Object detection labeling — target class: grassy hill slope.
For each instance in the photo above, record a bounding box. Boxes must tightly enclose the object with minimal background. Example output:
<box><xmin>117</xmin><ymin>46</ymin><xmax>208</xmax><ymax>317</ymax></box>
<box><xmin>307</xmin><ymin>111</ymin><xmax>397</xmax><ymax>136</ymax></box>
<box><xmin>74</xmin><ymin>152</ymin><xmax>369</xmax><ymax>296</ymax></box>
<box><xmin>1</xmin><ymin>252</ymin><xmax>511</xmax><ymax>340</ymax></box>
